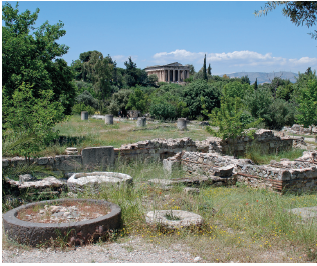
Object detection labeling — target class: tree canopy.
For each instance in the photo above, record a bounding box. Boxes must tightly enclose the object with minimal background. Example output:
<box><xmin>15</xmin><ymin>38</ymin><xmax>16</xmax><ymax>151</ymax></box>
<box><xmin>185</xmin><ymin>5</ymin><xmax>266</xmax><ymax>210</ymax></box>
<box><xmin>2</xmin><ymin>2</ymin><xmax>75</xmax><ymax>117</ymax></box>
<box><xmin>2</xmin><ymin>2</ymin><xmax>75</xmax><ymax>155</ymax></box>
<box><xmin>255</xmin><ymin>1</ymin><xmax>317</xmax><ymax>39</ymax></box>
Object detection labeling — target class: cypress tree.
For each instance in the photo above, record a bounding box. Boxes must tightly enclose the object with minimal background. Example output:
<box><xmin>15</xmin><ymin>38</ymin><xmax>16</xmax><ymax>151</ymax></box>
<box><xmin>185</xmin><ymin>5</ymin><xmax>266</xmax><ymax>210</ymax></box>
<box><xmin>254</xmin><ymin>78</ymin><xmax>258</xmax><ymax>90</ymax></box>
<box><xmin>203</xmin><ymin>54</ymin><xmax>207</xmax><ymax>80</ymax></box>
<box><xmin>207</xmin><ymin>63</ymin><xmax>212</xmax><ymax>75</ymax></box>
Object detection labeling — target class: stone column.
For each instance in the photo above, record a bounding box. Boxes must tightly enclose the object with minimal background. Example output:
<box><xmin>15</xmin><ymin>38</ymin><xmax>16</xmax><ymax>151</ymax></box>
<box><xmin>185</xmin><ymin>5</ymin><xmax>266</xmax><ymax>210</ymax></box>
<box><xmin>81</xmin><ymin>111</ymin><xmax>88</xmax><ymax>120</ymax></box>
<box><xmin>178</xmin><ymin>70</ymin><xmax>180</xmax><ymax>82</ymax></box>
<box><xmin>177</xmin><ymin>118</ymin><xmax>187</xmax><ymax>131</ymax></box>
<box><xmin>137</xmin><ymin>117</ymin><xmax>146</xmax><ymax>127</ymax></box>
<box><xmin>173</xmin><ymin>69</ymin><xmax>175</xmax><ymax>82</ymax></box>
<box><xmin>105</xmin><ymin>114</ymin><xmax>113</xmax><ymax>125</ymax></box>
<box><xmin>168</xmin><ymin>69</ymin><xmax>170</xmax><ymax>82</ymax></box>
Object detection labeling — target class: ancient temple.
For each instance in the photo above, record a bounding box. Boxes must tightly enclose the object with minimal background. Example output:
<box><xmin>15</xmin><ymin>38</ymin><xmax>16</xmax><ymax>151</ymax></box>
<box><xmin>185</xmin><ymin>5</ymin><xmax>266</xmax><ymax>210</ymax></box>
<box><xmin>144</xmin><ymin>62</ymin><xmax>190</xmax><ymax>83</ymax></box>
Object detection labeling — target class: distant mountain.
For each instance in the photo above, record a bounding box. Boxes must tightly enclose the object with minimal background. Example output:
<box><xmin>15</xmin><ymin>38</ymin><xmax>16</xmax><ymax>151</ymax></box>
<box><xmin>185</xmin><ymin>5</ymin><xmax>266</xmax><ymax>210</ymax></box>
<box><xmin>220</xmin><ymin>71</ymin><xmax>299</xmax><ymax>84</ymax></box>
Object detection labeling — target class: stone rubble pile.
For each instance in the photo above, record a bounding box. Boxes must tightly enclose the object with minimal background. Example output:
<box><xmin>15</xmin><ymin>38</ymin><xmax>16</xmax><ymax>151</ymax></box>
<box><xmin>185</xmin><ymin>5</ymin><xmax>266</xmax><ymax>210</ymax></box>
<box><xmin>4</xmin><ymin>176</ymin><xmax>66</xmax><ymax>194</ymax></box>
<box><xmin>163</xmin><ymin>148</ymin><xmax>317</xmax><ymax>193</ymax></box>
<box><xmin>282</xmin><ymin>124</ymin><xmax>317</xmax><ymax>135</ymax></box>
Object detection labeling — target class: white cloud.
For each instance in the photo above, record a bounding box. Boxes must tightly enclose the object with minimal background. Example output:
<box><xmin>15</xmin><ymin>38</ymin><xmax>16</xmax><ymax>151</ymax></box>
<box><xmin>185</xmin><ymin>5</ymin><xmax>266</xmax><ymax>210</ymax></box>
<box><xmin>151</xmin><ymin>49</ymin><xmax>317</xmax><ymax>74</ymax></box>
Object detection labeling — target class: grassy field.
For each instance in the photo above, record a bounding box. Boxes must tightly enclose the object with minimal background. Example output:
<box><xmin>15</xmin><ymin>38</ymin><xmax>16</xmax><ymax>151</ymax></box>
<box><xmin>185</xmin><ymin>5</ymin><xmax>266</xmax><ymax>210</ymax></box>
<box><xmin>3</xmin><ymin>160</ymin><xmax>316</xmax><ymax>262</ymax></box>
<box><xmin>2</xmin><ymin>115</ymin><xmax>317</xmax><ymax>262</ymax></box>
<box><xmin>35</xmin><ymin>115</ymin><xmax>211</xmax><ymax>157</ymax></box>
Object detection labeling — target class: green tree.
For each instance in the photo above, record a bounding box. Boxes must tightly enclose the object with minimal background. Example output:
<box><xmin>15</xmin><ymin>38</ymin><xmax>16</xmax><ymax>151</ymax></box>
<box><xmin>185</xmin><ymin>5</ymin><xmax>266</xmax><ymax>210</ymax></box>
<box><xmin>206</xmin><ymin>97</ymin><xmax>262</xmax><ymax>141</ymax></box>
<box><xmin>254</xmin><ymin>78</ymin><xmax>258</xmax><ymax>90</ymax></box>
<box><xmin>126</xmin><ymin>87</ymin><xmax>148</xmax><ymax>113</ymax></box>
<box><xmin>255</xmin><ymin>1</ymin><xmax>317</xmax><ymax>39</ymax></box>
<box><xmin>241</xmin><ymin>75</ymin><xmax>251</xmax><ymax>85</ymax></box>
<box><xmin>295</xmin><ymin>74</ymin><xmax>317</xmax><ymax>133</ymax></box>
<box><xmin>3</xmin><ymin>83</ymin><xmax>65</xmax><ymax>157</ymax></box>
<box><xmin>147</xmin><ymin>74</ymin><xmax>159</xmax><ymax>87</ymax></box>
<box><xmin>187</xmin><ymin>64</ymin><xmax>196</xmax><ymax>76</ymax></box>
<box><xmin>149</xmin><ymin>83</ymin><xmax>189</xmax><ymax>120</ymax></box>
<box><xmin>207</xmin><ymin>63</ymin><xmax>212</xmax><ymax>75</ymax></box>
<box><xmin>81</xmin><ymin>51</ymin><xmax>113</xmax><ymax>112</ymax></box>
<box><xmin>2</xmin><ymin>2</ymin><xmax>76</xmax><ymax>122</ymax></box>
<box><xmin>183</xmin><ymin>80</ymin><xmax>221</xmax><ymax>119</ymax></box>
<box><xmin>108</xmin><ymin>89</ymin><xmax>132</xmax><ymax>116</ymax></box>
<box><xmin>203</xmin><ymin>54</ymin><xmax>208</xmax><ymax>80</ymax></box>
<box><xmin>222</xmin><ymin>81</ymin><xmax>254</xmax><ymax>99</ymax></box>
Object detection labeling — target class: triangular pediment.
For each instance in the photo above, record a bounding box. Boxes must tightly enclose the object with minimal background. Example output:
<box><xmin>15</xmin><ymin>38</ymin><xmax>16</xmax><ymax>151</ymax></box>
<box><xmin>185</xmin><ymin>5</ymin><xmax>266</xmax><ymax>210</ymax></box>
<box><xmin>165</xmin><ymin>62</ymin><xmax>183</xmax><ymax>66</ymax></box>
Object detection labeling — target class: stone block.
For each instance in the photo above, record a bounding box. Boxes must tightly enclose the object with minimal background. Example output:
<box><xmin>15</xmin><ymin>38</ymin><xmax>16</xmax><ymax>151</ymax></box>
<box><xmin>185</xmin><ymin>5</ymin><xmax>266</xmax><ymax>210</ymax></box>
<box><xmin>36</xmin><ymin>157</ymin><xmax>50</xmax><ymax>165</ymax></box>
<box><xmin>214</xmin><ymin>164</ymin><xmax>234</xmax><ymax>177</ymax></box>
<box><xmin>81</xmin><ymin>146</ymin><xmax>114</xmax><ymax>170</ymax></box>
<box><xmin>163</xmin><ymin>158</ymin><xmax>181</xmax><ymax>175</ymax></box>
<box><xmin>2</xmin><ymin>159</ymin><xmax>9</xmax><ymax>167</ymax></box>
<box><xmin>54</xmin><ymin>155</ymin><xmax>82</xmax><ymax>171</ymax></box>
<box><xmin>19</xmin><ymin>174</ymin><xmax>37</xmax><ymax>183</ymax></box>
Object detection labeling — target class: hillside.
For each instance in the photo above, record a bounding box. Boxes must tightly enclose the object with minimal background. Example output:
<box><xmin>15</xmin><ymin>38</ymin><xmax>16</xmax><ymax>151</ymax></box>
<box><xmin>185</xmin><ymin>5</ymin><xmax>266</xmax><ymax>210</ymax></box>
<box><xmin>221</xmin><ymin>71</ymin><xmax>299</xmax><ymax>84</ymax></box>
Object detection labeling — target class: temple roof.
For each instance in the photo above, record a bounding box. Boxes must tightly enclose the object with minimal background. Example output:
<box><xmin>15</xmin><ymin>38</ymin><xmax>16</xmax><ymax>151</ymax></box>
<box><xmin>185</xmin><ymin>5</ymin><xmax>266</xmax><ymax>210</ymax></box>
<box><xmin>145</xmin><ymin>62</ymin><xmax>188</xmax><ymax>70</ymax></box>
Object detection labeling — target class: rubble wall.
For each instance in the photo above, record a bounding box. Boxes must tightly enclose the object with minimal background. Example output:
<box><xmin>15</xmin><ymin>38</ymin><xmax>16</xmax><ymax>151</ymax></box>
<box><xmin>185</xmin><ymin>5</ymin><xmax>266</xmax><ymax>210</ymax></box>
<box><xmin>208</xmin><ymin>129</ymin><xmax>294</xmax><ymax>156</ymax></box>
<box><xmin>175</xmin><ymin>150</ymin><xmax>317</xmax><ymax>193</ymax></box>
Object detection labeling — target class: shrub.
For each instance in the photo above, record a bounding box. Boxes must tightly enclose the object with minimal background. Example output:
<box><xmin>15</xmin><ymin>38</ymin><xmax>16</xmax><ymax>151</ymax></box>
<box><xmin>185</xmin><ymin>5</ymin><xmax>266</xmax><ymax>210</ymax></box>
<box><xmin>75</xmin><ymin>90</ymin><xmax>99</xmax><ymax>109</ymax></box>
<box><xmin>183</xmin><ymin>80</ymin><xmax>221</xmax><ymax>119</ymax></box>
<box><xmin>72</xmin><ymin>103</ymin><xmax>95</xmax><ymax>115</ymax></box>
<box><xmin>149</xmin><ymin>102</ymin><xmax>177</xmax><ymax>120</ymax></box>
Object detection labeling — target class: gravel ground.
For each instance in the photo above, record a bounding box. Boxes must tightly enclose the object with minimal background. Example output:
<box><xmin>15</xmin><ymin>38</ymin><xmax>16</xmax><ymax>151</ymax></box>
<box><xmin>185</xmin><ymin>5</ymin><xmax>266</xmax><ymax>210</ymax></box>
<box><xmin>2</xmin><ymin>236</ymin><xmax>204</xmax><ymax>263</ymax></box>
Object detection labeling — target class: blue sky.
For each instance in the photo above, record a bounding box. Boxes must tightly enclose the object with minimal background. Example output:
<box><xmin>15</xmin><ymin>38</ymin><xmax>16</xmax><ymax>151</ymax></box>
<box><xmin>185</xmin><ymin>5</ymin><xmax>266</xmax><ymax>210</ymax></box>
<box><xmin>3</xmin><ymin>1</ymin><xmax>317</xmax><ymax>75</ymax></box>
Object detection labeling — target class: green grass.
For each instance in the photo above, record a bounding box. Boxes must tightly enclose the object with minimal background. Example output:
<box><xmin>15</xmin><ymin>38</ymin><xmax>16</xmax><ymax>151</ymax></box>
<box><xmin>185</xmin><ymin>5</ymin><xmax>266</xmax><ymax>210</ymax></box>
<box><xmin>244</xmin><ymin>141</ymin><xmax>305</xmax><ymax>165</ymax></box>
<box><xmin>74</xmin><ymin>161</ymin><xmax>317</xmax><ymax>262</ymax></box>
<box><xmin>31</xmin><ymin>115</ymin><xmax>211</xmax><ymax>157</ymax></box>
<box><xmin>3</xmin><ymin>159</ymin><xmax>317</xmax><ymax>262</ymax></box>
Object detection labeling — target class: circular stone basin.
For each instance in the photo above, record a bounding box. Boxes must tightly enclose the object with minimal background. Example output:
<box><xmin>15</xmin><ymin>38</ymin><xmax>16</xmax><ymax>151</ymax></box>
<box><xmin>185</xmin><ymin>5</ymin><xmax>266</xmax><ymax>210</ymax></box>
<box><xmin>3</xmin><ymin>199</ymin><xmax>121</xmax><ymax>247</ymax></box>
<box><xmin>67</xmin><ymin>172</ymin><xmax>133</xmax><ymax>193</ymax></box>
<box><xmin>145</xmin><ymin>210</ymin><xmax>203</xmax><ymax>229</ymax></box>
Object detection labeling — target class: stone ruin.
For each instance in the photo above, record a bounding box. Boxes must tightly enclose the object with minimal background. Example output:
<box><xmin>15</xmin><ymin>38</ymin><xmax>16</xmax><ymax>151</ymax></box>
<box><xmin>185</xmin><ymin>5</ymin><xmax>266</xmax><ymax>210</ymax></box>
<box><xmin>282</xmin><ymin>124</ymin><xmax>317</xmax><ymax>135</ymax></box>
<box><xmin>2</xmin><ymin>129</ymin><xmax>317</xmax><ymax>194</ymax></box>
<box><xmin>163</xmin><ymin>150</ymin><xmax>317</xmax><ymax>194</ymax></box>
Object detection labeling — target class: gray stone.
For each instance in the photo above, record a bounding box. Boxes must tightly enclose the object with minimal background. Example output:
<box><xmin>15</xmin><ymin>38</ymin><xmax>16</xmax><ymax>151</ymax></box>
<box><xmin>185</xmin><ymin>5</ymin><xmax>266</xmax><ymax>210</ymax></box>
<box><xmin>136</xmin><ymin>117</ymin><xmax>146</xmax><ymax>127</ymax></box>
<box><xmin>163</xmin><ymin>158</ymin><xmax>181</xmax><ymax>175</ymax></box>
<box><xmin>81</xmin><ymin>146</ymin><xmax>114</xmax><ymax>170</ymax></box>
<box><xmin>19</xmin><ymin>174</ymin><xmax>37</xmax><ymax>184</ymax></box>
<box><xmin>177</xmin><ymin>118</ymin><xmax>187</xmax><ymax>131</ymax></box>
<box><xmin>3</xmin><ymin>199</ymin><xmax>121</xmax><ymax>247</ymax></box>
<box><xmin>145</xmin><ymin>210</ymin><xmax>203</xmax><ymax>229</ymax></box>
<box><xmin>214</xmin><ymin>164</ymin><xmax>234</xmax><ymax>177</ymax></box>
<box><xmin>81</xmin><ymin>111</ymin><xmax>88</xmax><ymax>120</ymax></box>
<box><xmin>54</xmin><ymin>155</ymin><xmax>82</xmax><ymax>171</ymax></box>
<box><xmin>288</xmin><ymin>206</ymin><xmax>317</xmax><ymax>221</ymax></box>
<box><xmin>2</xmin><ymin>159</ymin><xmax>9</xmax><ymax>167</ymax></box>
<box><xmin>65</xmin><ymin>147</ymin><xmax>78</xmax><ymax>155</ymax></box>
<box><xmin>105</xmin><ymin>114</ymin><xmax>113</xmax><ymax>125</ymax></box>
<box><xmin>18</xmin><ymin>176</ymin><xmax>64</xmax><ymax>190</ymax></box>
<box><xmin>67</xmin><ymin>171</ymin><xmax>133</xmax><ymax>193</ymax></box>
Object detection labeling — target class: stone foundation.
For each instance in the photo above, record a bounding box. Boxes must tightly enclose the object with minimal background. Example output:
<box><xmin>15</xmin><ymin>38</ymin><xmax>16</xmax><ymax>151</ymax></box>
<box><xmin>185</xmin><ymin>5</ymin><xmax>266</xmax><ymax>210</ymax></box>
<box><xmin>3</xmin><ymin>130</ymin><xmax>314</xmax><ymax>193</ymax></box>
<box><xmin>208</xmin><ymin>129</ymin><xmax>294</xmax><ymax>156</ymax></box>
<box><xmin>163</xmin><ymin>150</ymin><xmax>317</xmax><ymax>193</ymax></box>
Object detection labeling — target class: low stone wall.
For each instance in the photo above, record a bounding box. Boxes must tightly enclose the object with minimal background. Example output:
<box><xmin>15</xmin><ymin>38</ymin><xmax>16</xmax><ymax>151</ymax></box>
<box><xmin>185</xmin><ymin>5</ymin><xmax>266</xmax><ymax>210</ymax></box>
<box><xmin>208</xmin><ymin>129</ymin><xmax>294</xmax><ymax>156</ymax></box>
<box><xmin>282</xmin><ymin>124</ymin><xmax>317</xmax><ymax>135</ymax></box>
<box><xmin>1</xmin><ymin>130</ymin><xmax>296</xmax><ymax>175</ymax></box>
<box><xmin>2</xmin><ymin>146</ymin><xmax>114</xmax><ymax>175</ymax></box>
<box><xmin>114</xmin><ymin>137</ymin><xmax>207</xmax><ymax>162</ymax></box>
<box><xmin>164</xmin><ymin>150</ymin><xmax>317</xmax><ymax>193</ymax></box>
